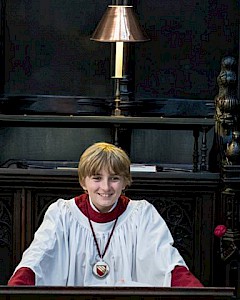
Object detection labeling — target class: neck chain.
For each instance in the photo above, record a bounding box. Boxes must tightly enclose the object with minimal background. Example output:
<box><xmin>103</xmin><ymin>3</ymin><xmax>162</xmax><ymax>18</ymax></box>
<box><xmin>87</xmin><ymin>205</ymin><xmax>118</xmax><ymax>278</ymax></box>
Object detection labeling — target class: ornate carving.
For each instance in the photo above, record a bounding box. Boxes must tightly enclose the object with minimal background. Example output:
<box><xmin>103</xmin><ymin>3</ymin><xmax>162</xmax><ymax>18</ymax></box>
<box><xmin>214</xmin><ymin>56</ymin><xmax>240</xmax><ymax>166</ymax></box>
<box><xmin>219</xmin><ymin>189</ymin><xmax>240</xmax><ymax>261</ymax></box>
<box><xmin>0</xmin><ymin>195</ymin><xmax>12</xmax><ymax>249</ymax></box>
<box><xmin>212</xmin><ymin>57</ymin><xmax>240</xmax><ymax>293</ymax></box>
<box><xmin>225</xmin><ymin>131</ymin><xmax>240</xmax><ymax>164</ymax></box>
<box><xmin>215</xmin><ymin>180</ymin><xmax>240</xmax><ymax>291</ymax></box>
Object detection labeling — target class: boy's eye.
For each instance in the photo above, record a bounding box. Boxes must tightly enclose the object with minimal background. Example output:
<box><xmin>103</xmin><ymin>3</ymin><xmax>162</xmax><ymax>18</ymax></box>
<box><xmin>91</xmin><ymin>175</ymin><xmax>120</xmax><ymax>181</ymax></box>
<box><xmin>111</xmin><ymin>176</ymin><xmax>120</xmax><ymax>181</ymax></box>
<box><xmin>92</xmin><ymin>176</ymin><xmax>101</xmax><ymax>180</ymax></box>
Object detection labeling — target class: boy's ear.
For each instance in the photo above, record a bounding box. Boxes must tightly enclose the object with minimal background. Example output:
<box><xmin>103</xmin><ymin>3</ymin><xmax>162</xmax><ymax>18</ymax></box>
<box><xmin>80</xmin><ymin>179</ymin><xmax>86</xmax><ymax>190</ymax></box>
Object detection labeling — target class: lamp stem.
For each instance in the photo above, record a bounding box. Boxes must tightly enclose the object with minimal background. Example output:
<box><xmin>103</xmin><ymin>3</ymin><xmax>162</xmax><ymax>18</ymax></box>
<box><xmin>115</xmin><ymin>42</ymin><xmax>123</xmax><ymax>78</ymax></box>
<box><xmin>114</xmin><ymin>78</ymin><xmax>121</xmax><ymax>116</ymax></box>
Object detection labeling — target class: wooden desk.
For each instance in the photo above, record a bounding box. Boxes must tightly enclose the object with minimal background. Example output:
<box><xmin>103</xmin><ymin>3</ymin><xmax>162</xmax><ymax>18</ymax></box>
<box><xmin>0</xmin><ymin>286</ymin><xmax>235</xmax><ymax>300</ymax></box>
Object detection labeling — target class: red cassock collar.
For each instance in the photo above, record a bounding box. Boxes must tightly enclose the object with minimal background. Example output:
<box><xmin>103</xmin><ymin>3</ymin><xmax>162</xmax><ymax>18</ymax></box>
<box><xmin>74</xmin><ymin>194</ymin><xmax>130</xmax><ymax>223</ymax></box>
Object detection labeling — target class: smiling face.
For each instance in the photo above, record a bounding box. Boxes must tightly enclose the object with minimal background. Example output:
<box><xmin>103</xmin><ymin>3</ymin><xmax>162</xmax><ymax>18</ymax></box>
<box><xmin>78</xmin><ymin>142</ymin><xmax>132</xmax><ymax>212</ymax></box>
<box><xmin>82</xmin><ymin>168</ymin><xmax>126</xmax><ymax>213</ymax></box>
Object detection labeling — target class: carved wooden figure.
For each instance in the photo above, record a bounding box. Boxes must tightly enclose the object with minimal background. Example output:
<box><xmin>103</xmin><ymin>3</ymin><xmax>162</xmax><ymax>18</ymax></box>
<box><xmin>215</xmin><ymin>56</ymin><xmax>240</xmax><ymax>165</ymax></box>
<box><xmin>214</xmin><ymin>56</ymin><xmax>240</xmax><ymax>298</ymax></box>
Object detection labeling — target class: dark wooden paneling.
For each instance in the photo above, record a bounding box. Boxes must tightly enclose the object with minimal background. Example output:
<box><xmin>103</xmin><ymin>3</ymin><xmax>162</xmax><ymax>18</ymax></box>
<box><xmin>0</xmin><ymin>286</ymin><xmax>235</xmax><ymax>300</ymax></box>
<box><xmin>0</xmin><ymin>189</ymin><xmax>21</xmax><ymax>284</ymax></box>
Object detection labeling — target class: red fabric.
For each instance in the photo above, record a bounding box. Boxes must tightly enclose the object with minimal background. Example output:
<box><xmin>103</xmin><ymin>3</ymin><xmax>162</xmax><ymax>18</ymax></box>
<box><xmin>171</xmin><ymin>266</ymin><xmax>203</xmax><ymax>287</ymax></box>
<box><xmin>75</xmin><ymin>194</ymin><xmax>130</xmax><ymax>223</ymax></box>
<box><xmin>8</xmin><ymin>267</ymin><xmax>35</xmax><ymax>286</ymax></box>
<box><xmin>9</xmin><ymin>265</ymin><xmax>203</xmax><ymax>287</ymax></box>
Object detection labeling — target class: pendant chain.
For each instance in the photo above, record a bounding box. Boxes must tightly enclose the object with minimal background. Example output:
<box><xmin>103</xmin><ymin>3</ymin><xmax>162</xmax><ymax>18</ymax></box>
<box><xmin>87</xmin><ymin>206</ymin><xmax>118</xmax><ymax>260</ymax></box>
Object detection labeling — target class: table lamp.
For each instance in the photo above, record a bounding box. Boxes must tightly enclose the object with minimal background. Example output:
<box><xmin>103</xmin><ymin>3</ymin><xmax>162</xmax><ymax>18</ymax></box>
<box><xmin>91</xmin><ymin>5</ymin><xmax>149</xmax><ymax>116</ymax></box>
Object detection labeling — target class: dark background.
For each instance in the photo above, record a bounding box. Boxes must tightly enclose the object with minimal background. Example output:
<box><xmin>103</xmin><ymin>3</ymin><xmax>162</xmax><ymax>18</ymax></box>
<box><xmin>0</xmin><ymin>0</ymin><xmax>239</xmax><ymax>165</ymax></box>
<box><xmin>0</xmin><ymin>0</ymin><xmax>239</xmax><ymax>163</ymax></box>
<box><xmin>0</xmin><ymin>0</ymin><xmax>239</xmax><ymax>287</ymax></box>
<box><xmin>3</xmin><ymin>1</ymin><xmax>239</xmax><ymax>98</ymax></box>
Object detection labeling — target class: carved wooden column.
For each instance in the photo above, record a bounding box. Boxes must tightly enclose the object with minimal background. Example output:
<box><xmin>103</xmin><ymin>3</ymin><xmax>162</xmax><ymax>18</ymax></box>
<box><xmin>220</xmin><ymin>167</ymin><xmax>240</xmax><ymax>298</ymax></box>
<box><xmin>213</xmin><ymin>56</ymin><xmax>240</xmax><ymax>297</ymax></box>
<box><xmin>193</xmin><ymin>128</ymin><xmax>199</xmax><ymax>172</ymax></box>
<box><xmin>214</xmin><ymin>56</ymin><xmax>240</xmax><ymax>165</ymax></box>
<box><xmin>200</xmin><ymin>126</ymin><xmax>208</xmax><ymax>171</ymax></box>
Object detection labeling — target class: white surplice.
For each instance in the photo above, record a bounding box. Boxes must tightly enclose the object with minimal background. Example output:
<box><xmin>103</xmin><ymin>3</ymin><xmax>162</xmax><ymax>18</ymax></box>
<box><xmin>14</xmin><ymin>198</ymin><xmax>187</xmax><ymax>286</ymax></box>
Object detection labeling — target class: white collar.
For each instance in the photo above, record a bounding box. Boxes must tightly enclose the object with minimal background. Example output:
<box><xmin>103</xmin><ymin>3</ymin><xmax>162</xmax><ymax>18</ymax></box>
<box><xmin>89</xmin><ymin>196</ymin><xmax>118</xmax><ymax>213</ymax></box>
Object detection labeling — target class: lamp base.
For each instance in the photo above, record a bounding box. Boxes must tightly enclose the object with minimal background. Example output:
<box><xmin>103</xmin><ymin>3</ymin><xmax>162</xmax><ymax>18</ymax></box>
<box><xmin>113</xmin><ymin>107</ymin><xmax>121</xmax><ymax>116</ymax></box>
<box><xmin>113</xmin><ymin>78</ymin><xmax>122</xmax><ymax>116</ymax></box>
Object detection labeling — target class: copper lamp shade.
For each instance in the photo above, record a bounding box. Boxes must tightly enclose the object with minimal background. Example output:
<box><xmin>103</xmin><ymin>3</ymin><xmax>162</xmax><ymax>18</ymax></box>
<box><xmin>91</xmin><ymin>5</ymin><xmax>149</xmax><ymax>42</ymax></box>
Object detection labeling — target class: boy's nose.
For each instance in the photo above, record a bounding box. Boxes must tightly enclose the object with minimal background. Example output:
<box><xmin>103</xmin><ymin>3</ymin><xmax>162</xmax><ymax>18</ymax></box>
<box><xmin>100</xmin><ymin>179</ymin><xmax>110</xmax><ymax>190</ymax></box>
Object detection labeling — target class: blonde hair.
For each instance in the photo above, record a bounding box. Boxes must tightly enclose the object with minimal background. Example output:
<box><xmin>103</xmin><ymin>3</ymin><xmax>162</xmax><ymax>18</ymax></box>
<box><xmin>78</xmin><ymin>142</ymin><xmax>132</xmax><ymax>187</ymax></box>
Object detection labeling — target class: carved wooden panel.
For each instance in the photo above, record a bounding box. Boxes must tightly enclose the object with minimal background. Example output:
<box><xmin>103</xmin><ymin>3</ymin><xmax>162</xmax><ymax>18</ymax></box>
<box><xmin>0</xmin><ymin>193</ymin><xmax>12</xmax><ymax>249</ymax></box>
<box><xmin>0</xmin><ymin>189</ymin><xmax>21</xmax><ymax>284</ymax></box>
